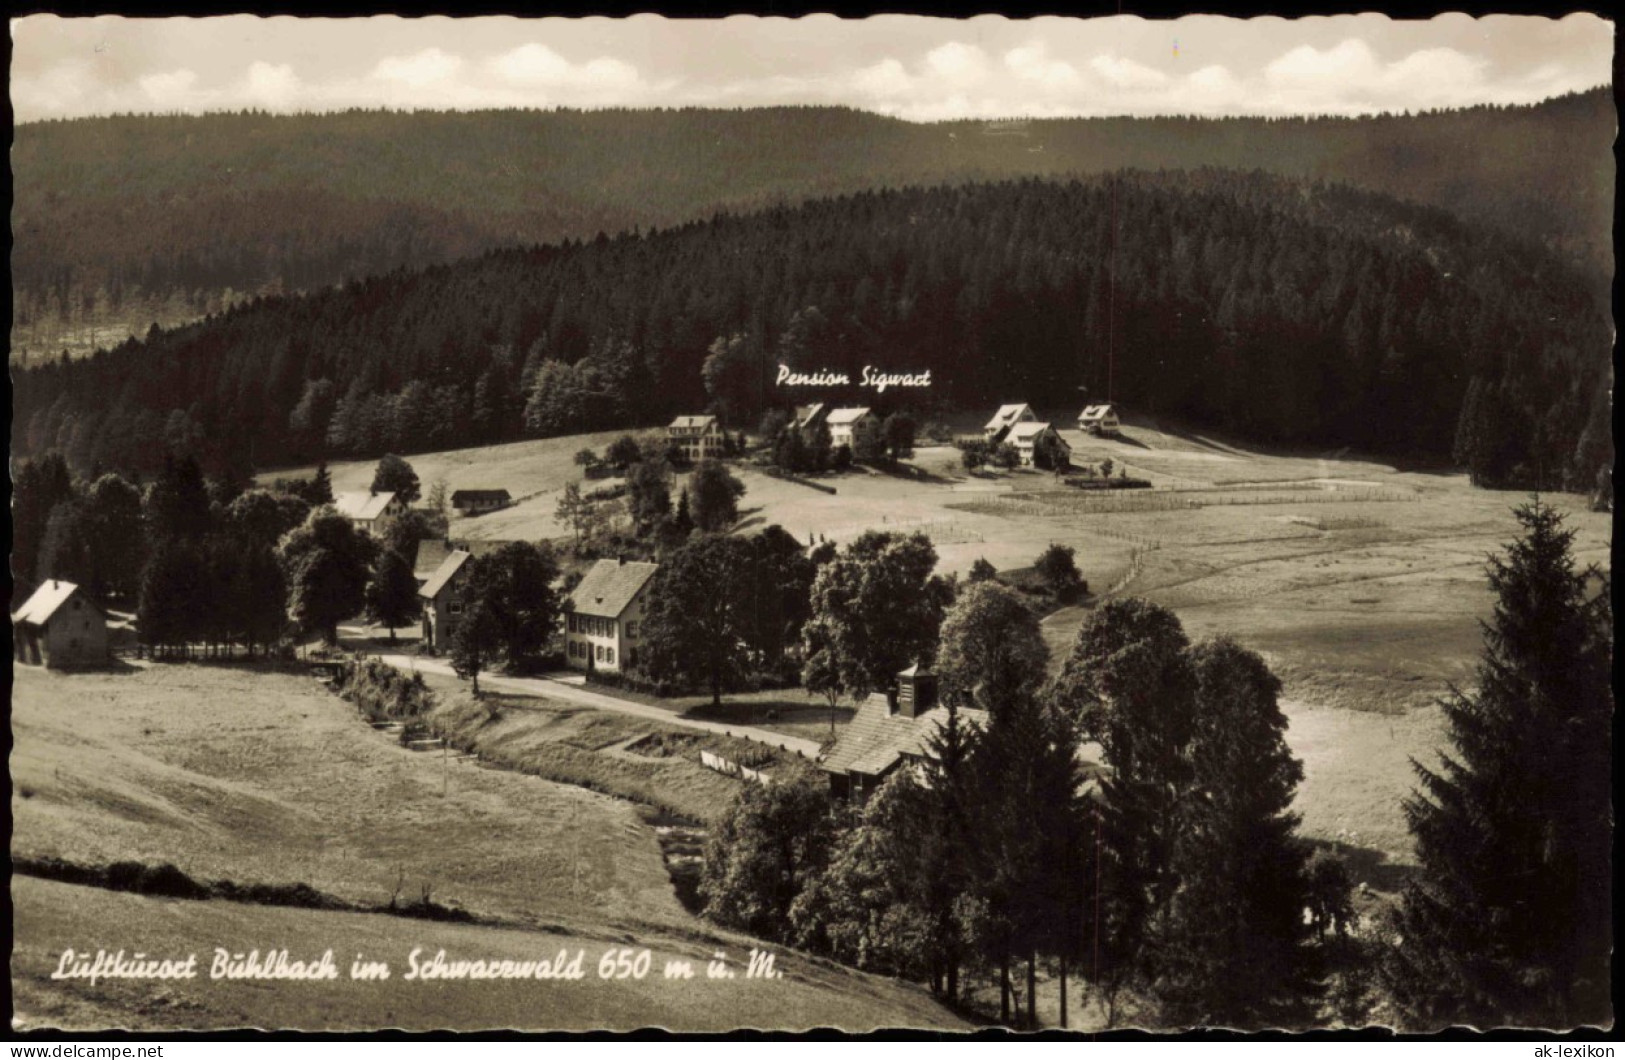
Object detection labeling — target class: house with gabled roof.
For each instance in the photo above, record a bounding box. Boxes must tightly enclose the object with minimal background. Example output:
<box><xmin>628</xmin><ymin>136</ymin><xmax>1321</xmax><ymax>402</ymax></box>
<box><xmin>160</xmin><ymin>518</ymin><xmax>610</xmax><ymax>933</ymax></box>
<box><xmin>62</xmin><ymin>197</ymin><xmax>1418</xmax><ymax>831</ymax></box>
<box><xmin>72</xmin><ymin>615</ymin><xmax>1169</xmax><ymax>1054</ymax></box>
<box><xmin>984</xmin><ymin>403</ymin><xmax>1037</xmax><ymax>442</ymax></box>
<box><xmin>1078</xmin><ymin>403</ymin><xmax>1121</xmax><ymax>437</ymax></box>
<box><xmin>668</xmin><ymin>415</ymin><xmax>725</xmax><ymax>463</ymax></box>
<box><xmin>1008</xmin><ymin>421</ymin><xmax>1072</xmax><ymax>469</ymax></box>
<box><xmin>12</xmin><ymin>579</ymin><xmax>108</xmax><ymax>669</ymax></box>
<box><xmin>564</xmin><ymin>557</ymin><xmax>661</xmax><ymax>674</ymax></box>
<box><xmin>793</xmin><ymin>403</ymin><xmax>829</xmax><ymax>432</ymax></box>
<box><xmin>332</xmin><ymin>490</ymin><xmax>405</xmax><ymax>534</ymax></box>
<box><xmin>825</xmin><ymin>407</ymin><xmax>873</xmax><ymax>449</ymax></box>
<box><xmin>418</xmin><ymin>550</ymin><xmax>474</xmax><ymax>652</ymax></box>
<box><xmin>821</xmin><ymin>665</ymin><xmax>990</xmax><ymax>802</ymax></box>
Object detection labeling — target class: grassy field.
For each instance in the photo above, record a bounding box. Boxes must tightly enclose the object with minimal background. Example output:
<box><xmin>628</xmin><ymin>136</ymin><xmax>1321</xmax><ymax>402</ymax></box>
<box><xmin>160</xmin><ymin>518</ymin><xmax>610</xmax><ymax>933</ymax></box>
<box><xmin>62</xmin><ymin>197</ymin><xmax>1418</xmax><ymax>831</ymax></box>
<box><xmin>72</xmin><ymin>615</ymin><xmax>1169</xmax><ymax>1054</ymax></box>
<box><xmin>262</xmin><ymin>410</ymin><xmax>1611</xmax><ymax>880</ymax></box>
<box><xmin>12</xmin><ymin>875</ymin><xmax>962</xmax><ymax>1032</ymax></box>
<box><xmin>10</xmin><ymin>663</ymin><xmax>964</xmax><ymax>1031</ymax></box>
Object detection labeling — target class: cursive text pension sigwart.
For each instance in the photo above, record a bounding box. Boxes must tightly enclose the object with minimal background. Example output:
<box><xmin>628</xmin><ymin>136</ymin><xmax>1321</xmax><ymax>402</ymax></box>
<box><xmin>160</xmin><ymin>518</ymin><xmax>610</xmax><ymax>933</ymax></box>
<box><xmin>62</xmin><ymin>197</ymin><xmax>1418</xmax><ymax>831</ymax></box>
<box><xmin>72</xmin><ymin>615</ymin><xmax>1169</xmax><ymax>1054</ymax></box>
<box><xmin>776</xmin><ymin>364</ymin><xmax>931</xmax><ymax>392</ymax></box>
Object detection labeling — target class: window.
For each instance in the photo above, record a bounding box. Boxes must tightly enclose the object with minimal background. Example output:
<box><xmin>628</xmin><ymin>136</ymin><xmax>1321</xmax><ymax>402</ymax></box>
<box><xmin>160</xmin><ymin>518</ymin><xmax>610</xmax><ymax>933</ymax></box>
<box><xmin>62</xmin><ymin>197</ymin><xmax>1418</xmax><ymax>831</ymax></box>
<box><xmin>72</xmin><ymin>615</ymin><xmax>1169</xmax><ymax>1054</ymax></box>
<box><xmin>606</xmin><ymin>648</ymin><xmax>616</xmax><ymax>667</ymax></box>
<box><xmin>627</xmin><ymin>648</ymin><xmax>638</xmax><ymax>668</ymax></box>
<box><xmin>449</xmin><ymin>602</ymin><xmax>463</xmax><ymax>615</ymax></box>
<box><xmin>595</xmin><ymin>644</ymin><xmax>605</xmax><ymax>662</ymax></box>
<box><xmin>625</xmin><ymin>622</ymin><xmax>638</xmax><ymax>640</ymax></box>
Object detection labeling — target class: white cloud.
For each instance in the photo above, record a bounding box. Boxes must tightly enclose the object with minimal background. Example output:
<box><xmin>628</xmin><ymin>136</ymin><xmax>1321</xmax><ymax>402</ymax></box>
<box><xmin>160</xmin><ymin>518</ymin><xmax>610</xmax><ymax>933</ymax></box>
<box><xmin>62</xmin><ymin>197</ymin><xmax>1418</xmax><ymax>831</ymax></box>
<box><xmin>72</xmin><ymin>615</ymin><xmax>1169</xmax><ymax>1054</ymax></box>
<box><xmin>244</xmin><ymin>61</ymin><xmax>301</xmax><ymax>109</ymax></box>
<box><xmin>1004</xmin><ymin>43</ymin><xmax>1084</xmax><ymax>92</ymax></box>
<box><xmin>1090</xmin><ymin>54</ymin><xmax>1169</xmax><ymax>90</ymax></box>
<box><xmin>851</xmin><ymin>58</ymin><xmax>913</xmax><ymax>100</ymax></box>
<box><xmin>925</xmin><ymin>41</ymin><xmax>990</xmax><ymax>85</ymax></box>
<box><xmin>138</xmin><ymin>68</ymin><xmax>198</xmax><ymax>104</ymax></box>
<box><xmin>490</xmin><ymin>42</ymin><xmax>574</xmax><ymax>85</ymax></box>
<box><xmin>7</xmin><ymin>16</ymin><xmax>1612</xmax><ymax>124</ymax></box>
<box><xmin>373</xmin><ymin>48</ymin><xmax>463</xmax><ymax>87</ymax></box>
<box><xmin>1265</xmin><ymin>39</ymin><xmax>1381</xmax><ymax>90</ymax></box>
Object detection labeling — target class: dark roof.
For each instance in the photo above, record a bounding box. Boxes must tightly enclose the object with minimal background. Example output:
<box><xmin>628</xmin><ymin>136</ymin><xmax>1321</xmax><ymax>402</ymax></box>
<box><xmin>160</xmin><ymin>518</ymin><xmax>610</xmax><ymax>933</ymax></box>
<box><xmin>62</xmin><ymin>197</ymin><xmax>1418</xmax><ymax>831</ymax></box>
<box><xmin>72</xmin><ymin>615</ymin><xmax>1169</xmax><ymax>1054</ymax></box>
<box><xmin>451</xmin><ymin>489</ymin><xmax>511</xmax><ymax>503</ymax></box>
<box><xmin>569</xmin><ymin>558</ymin><xmax>660</xmax><ymax>619</ymax></box>
<box><xmin>412</xmin><ymin>538</ymin><xmax>520</xmax><ymax>581</ymax></box>
<box><xmin>822</xmin><ymin>694</ymin><xmax>990</xmax><ymax>778</ymax></box>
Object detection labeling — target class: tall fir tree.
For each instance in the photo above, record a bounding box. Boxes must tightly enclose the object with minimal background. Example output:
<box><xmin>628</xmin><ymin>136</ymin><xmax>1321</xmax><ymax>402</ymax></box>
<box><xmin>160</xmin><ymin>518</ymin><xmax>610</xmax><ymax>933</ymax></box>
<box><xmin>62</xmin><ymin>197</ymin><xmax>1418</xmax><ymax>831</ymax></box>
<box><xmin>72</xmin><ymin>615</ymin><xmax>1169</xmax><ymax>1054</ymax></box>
<box><xmin>1154</xmin><ymin>637</ymin><xmax>1321</xmax><ymax>1027</ymax></box>
<box><xmin>1384</xmin><ymin>501</ymin><xmax>1612</xmax><ymax>1028</ymax></box>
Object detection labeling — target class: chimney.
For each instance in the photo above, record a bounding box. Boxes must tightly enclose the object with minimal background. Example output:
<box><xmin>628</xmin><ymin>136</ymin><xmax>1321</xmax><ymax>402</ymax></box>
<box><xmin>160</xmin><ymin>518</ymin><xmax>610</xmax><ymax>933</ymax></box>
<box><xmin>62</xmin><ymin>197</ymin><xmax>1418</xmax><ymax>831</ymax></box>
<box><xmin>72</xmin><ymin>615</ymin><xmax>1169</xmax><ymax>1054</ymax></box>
<box><xmin>896</xmin><ymin>663</ymin><xmax>938</xmax><ymax>719</ymax></box>
<box><xmin>617</xmin><ymin>554</ymin><xmax>626</xmax><ymax>566</ymax></box>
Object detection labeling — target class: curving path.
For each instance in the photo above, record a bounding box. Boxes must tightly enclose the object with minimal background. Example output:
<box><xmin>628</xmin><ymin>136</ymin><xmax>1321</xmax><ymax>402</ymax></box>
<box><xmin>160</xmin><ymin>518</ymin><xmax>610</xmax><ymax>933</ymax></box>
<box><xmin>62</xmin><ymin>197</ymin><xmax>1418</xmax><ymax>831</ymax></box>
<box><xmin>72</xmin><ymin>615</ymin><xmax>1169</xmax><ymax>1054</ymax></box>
<box><xmin>371</xmin><ymin>652</ymin><xmax>823</xmax><ymax>760</ymax></box>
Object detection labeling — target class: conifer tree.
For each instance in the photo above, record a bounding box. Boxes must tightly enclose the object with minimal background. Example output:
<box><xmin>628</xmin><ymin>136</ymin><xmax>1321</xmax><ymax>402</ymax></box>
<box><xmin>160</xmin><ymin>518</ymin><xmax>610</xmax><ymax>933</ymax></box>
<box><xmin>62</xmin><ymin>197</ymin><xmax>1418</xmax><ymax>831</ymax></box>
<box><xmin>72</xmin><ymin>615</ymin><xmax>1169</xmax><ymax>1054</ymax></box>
<box><xmin>1048</xmin><ymin>598</ymin><xmax>1198</xmax><ymax>1022</ymax></box>
<box><xmin>1384</xmin><ymin>501</ymin><xmax>1612</xmax><ymax>1028</ymax></box>
<box><xmin>1155</xmin><ymin>637</ymin><xmax>1320</xmax><ymax>1027</ymax></box>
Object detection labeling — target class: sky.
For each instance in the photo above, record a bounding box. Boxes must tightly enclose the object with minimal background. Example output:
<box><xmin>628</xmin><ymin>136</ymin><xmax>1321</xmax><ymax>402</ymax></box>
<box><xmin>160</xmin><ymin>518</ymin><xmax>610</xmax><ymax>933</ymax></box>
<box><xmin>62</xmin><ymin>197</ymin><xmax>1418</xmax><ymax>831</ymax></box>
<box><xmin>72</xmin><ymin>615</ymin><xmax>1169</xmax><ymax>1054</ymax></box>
<box><xmin>10</xmin><ymin>13</ymin><xmax>1614</xmax><ymax>124</ymax></box>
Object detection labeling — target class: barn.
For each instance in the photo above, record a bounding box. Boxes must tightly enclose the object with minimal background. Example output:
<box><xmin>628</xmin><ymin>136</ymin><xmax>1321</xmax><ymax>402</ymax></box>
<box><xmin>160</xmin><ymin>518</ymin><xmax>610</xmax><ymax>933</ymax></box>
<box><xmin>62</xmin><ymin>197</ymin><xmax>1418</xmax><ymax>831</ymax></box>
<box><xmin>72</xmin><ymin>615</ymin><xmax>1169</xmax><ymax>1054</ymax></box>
<box><xmin>450</xmin><ymin>489</ymin><xmax>512</xmax><ymax>515</ymax></box>
<box><xmin>12</xmin><ymin>580</ymin><xmax>109</xmax><ymax>669</ymax></box>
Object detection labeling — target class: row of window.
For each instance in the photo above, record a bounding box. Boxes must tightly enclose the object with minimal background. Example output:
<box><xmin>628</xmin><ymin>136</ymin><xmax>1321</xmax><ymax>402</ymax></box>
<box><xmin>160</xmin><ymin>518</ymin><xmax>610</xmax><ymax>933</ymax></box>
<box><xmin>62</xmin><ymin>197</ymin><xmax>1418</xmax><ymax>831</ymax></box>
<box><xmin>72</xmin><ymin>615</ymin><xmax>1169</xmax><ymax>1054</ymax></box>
<box><xmin>568</xmin><ymin>640</ymin><xmax>617</xmax><ymax>666</ymax></box>
<box><xmin>566</xmin><ymin>614</ymin><xmax>641</xmax><ymax>639</ymax></box>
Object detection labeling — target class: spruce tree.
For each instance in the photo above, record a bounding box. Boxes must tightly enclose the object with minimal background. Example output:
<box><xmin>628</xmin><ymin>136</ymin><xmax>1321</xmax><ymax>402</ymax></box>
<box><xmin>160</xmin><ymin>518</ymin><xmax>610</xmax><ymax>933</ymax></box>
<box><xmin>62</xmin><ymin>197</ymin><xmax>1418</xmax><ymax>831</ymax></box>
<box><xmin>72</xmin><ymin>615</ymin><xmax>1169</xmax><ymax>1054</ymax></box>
<box><xmin>1155</xmin><ymin>637</ymin><xmax>1320</xmax><ymax>1027</ymax></box>
<box><xmin>1385</xmin><ymin>500</ymin><xmax>1612</xmax><ymax>1028</ymax></box>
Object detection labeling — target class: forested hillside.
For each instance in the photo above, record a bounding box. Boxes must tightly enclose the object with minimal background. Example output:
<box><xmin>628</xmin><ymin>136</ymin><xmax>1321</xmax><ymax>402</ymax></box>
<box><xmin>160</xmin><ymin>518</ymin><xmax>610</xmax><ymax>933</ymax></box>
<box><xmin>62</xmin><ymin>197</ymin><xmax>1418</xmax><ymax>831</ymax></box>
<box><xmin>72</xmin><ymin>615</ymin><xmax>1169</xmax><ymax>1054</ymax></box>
<box><xmin>11</xmin><ymin>91</ymin><xmax>1613</xmax><ymax>362</ymax></box>
<box><xmin>14</xmin><ymin>171</ymin><xmax>1609</xmax><ymax>490</ymax></box>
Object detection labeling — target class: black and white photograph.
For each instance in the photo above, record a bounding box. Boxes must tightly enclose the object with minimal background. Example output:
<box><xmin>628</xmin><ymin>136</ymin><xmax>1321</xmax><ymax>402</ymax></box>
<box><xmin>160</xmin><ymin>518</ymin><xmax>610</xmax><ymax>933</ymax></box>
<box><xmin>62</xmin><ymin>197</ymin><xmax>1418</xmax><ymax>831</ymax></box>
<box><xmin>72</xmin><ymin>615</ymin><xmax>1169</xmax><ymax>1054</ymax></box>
<box><xmin>8</xmin><ymin>10</ymin><xmax>1615</xmax><ymax>1036</ymax></box>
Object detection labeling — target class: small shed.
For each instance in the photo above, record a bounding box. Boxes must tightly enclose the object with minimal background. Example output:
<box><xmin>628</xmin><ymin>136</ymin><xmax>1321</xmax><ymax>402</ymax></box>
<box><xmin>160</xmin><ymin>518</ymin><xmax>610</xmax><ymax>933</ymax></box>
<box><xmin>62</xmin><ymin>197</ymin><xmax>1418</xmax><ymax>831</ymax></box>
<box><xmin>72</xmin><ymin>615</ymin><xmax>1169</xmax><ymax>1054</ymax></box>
<box><xmin>12</xmin><ymin>580</ymin><xmax>109</xmax><ymax>669</ymax></box>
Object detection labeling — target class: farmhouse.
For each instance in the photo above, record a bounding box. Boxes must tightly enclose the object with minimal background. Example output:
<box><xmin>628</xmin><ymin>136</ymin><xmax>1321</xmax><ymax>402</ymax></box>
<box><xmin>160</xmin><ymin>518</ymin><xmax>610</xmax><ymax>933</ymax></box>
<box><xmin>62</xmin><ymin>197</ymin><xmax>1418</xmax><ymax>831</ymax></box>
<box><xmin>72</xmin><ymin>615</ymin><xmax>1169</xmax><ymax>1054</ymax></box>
<box><xmin>668</xmin><ymin>415</ymin><xmax>725</xmax><ymax>463</ymax></box>
<box><xmin>825</xmin><ymin>407</ymin><xmax>873</xmax><ymax>449</ymax></box>
<box><xmin>1078</xmin><ymin>403</ymin><xmax>1121</xmax><ymax>436</ymax></box>
<box><xmin>418</xmin><ymin>550</ymin><xmax>475</xmax><ymax>652</ymax></box>
<box><xmin>793</xmin><ymin>403</ymin><xmax>828</xmax><ymax>432</ymax></box>
<box><xmin>984</xmin><ymin>403</ymin><xmax>1037</xmax><ymax>442</ymax></box>
<box><xmin>564</xmin><ymin>557</ymin><xmax>660</xmax><ymax>674</ymax></box>
<box><xmin>332</xmin><ymin>490</ymin><xmax>405</xmax><ymax>534</ymax></box>
<box><xmin>821</xmin><ymin>665</ymin><xmax>990</xmax><ymax>802</ymax></box>
<box><xmin>450</xmin><ymin>489</ymin><xmax>511</xmax><ymax>515</ymax></box>
<box><xmin>1008</xmin><ymin>421</ymin><xmax>1072</xmax><ymax>468</ymax></box>
<box><xmin>12</xmin><ymin>579</ymin><xmax>108</xmax><ymax>669</ymax></box>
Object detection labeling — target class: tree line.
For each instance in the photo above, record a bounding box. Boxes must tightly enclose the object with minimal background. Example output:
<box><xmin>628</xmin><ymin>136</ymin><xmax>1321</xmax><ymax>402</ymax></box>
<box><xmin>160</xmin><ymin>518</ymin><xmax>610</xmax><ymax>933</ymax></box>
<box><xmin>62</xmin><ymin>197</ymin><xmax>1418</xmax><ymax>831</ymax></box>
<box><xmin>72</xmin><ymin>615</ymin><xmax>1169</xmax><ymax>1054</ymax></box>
<box><xmin>696</xmin><ymin>505</ymin><xmax>1611</xmax><ymax>1029</ymax></box>
<box><xmin>14</xmin><ymin>170</ymin><xmax>1609</xmax><ymax>493</ymax></box>
<box><xmin>13</xmin><ymin>90</ymin><xmax>1610</xmax><ymax>363</ymax></box>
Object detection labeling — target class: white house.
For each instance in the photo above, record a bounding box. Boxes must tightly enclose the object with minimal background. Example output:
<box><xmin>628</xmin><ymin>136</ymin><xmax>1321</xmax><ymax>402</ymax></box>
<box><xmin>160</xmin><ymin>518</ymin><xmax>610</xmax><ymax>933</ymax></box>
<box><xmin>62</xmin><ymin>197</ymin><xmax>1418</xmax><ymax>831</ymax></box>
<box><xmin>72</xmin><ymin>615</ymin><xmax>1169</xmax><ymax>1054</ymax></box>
<box><xmin>12</xmin><ymin>579</ymin><xmax>108</xmax><ymax>669</ymax></box>
<box><xmin>668</xmin><ymin>415</ymin><xmax>725</xmax><ymax>463</ymax></box>
<box><xmin>1078</xmin><ymin>403</ymin><xmax>1122</xmax><ymax>436</ymax></box>
<box><xmin>984</xmin><ymin>403</ymin><xmax>1037</xmax><ymax>442</ymax></box>
<box><xmin>332</xmin><ymin>490</ymin><xmax>405</xmax><ymax>534</ymax></box>
<box><xmin>826</xmin><ymin>407</ymin><xmax>873</xmax><ymax>449</ymax></box>
<box><xmin>1008</xmin><ymin>421</ymin><xmax>1071</xmax><ymax>468</ymax></box>
<box><xmin>564</xmin><ymin>558</ymin><xmax>661</xmax><ymax>674</ymax></box>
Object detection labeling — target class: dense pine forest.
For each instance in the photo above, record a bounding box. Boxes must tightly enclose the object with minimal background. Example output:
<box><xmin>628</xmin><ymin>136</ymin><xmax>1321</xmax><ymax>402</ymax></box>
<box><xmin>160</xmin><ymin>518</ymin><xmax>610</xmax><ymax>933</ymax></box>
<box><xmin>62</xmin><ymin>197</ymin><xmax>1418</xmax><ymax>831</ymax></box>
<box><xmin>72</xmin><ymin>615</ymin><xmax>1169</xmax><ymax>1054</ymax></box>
<box><xmin>11</xmin><ymin>91</ymin><xmax>1613</xmax><ymax>361</ymax></box>
<box><xmin>13</xmin><ymin>169</ymin><xmax>1610</xmax><ymax>490</ymax></box>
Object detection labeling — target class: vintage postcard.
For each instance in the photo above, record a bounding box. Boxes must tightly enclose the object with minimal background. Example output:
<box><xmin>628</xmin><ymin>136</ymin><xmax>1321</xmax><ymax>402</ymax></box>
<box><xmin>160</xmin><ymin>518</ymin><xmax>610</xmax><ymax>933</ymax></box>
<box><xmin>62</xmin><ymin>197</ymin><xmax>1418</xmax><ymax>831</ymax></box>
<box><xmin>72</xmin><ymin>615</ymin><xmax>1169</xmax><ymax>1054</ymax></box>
<box><xmin>9</xmin><ymin>12</ymin><xmax>1614</xmax><ymax>1037</ymax></box>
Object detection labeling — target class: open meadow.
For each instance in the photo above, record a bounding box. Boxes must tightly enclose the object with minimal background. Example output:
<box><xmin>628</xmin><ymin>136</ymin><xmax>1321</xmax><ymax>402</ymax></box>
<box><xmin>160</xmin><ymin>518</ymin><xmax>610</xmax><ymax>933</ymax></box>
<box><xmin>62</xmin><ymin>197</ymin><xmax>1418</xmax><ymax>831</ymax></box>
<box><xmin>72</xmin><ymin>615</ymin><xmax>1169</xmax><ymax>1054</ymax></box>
<box><xmin>264</xmin><ymin>410</ymin><xmax>1610</xmax><ymax>878</ymax></box>
<box><xmin>9</xmin><ymin>663</ymin><xmax>965</xmax><ymax>1031</ymax></box>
